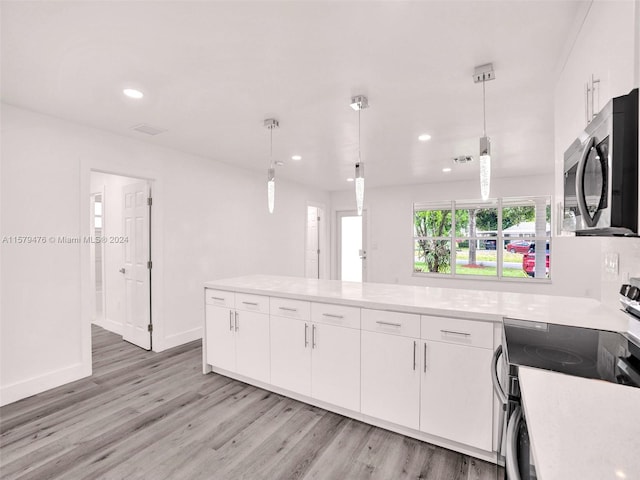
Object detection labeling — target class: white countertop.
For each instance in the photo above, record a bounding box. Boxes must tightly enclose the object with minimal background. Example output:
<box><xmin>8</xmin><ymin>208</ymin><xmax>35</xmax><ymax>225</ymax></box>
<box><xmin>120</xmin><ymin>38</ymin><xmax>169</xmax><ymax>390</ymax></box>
<box><xmin>519</xmin><ymin>367</ymin><xmax>640</xmax><ymax>480</ymax></box>
<box><xmin>205</xmin><ymin>274</ymin><xmax>629</xmax><ymax>331</ymax></box>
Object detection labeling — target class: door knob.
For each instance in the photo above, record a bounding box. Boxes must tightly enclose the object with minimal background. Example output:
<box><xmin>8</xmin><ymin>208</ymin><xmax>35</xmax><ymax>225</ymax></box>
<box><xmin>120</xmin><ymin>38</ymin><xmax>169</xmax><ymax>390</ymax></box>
<box><xmin>119</xmin><ymin>268</ymin><xmax>126</xmax><ymax>274</ymax></box>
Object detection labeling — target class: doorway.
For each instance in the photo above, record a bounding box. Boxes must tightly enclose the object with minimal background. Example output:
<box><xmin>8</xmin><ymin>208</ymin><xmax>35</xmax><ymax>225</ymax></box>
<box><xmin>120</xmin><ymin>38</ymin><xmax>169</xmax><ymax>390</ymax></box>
<box><xmin>305</xmin><ymin>203</ymin><xmax>326</xmax><ymax>279</ymax></box>
<box><xmin>89</xmin><ymin>171</ymin><xmax>153</xmax><ymax>351</ymax></box>
<box><xmin>337</xmin><ymin>210</ymin><xmax>367</xmax><ymax>282</ymax></box>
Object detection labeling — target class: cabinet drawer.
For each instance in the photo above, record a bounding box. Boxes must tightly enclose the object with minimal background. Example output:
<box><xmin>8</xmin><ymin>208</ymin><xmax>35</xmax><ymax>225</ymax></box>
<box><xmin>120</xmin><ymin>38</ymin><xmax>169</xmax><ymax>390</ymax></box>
<box><xmin>362</xmin><ymin>309</ymin><xmax>420</xmax><ymax>338</ymax></box>
<box><xmin>205</xmin><ymin>289</ymin><xmax>234</xmax><ymax>308</ymax></box>
<box><xmin>311</xmin><ymin>303</ymin><xmax>360</xmax><ymax>329</ymax></box>
<box><xmin>270</xmin><ymin>297</ymin><xmax>311</xmax><ymax>321</ymax></box>
<box><xmin>421</xmin><ymin>315</ymin><xmax>493</xmax><ymax>349</ymax></box>
<box><xmin>235</xmin><ymin>293</ymin><xmax>269</xmax><ymax>314</ymax></box>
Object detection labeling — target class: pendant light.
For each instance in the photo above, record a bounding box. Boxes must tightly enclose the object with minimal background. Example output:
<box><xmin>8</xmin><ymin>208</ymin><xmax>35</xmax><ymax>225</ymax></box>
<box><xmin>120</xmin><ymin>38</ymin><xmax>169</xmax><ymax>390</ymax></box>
<box><xmin>264</xmin><ymin>118</ymin><xmax>279</xmax><ymax>214</ymax></box>
<box><xmin>474</xmin><ymin>64</ymin><xmax>495</xmax><ymax>201</ymax></box>
<box><xmin>350</xmin><ymin>95</ymin><xmax>369</xmax><ymax>216</ymax></box>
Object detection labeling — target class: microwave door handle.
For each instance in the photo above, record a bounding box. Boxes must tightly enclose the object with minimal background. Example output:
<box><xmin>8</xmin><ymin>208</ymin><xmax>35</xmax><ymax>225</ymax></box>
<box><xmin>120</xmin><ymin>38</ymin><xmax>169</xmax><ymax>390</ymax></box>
<box><xmin>506</xmin><ymin>406</ymin><xmax>523</xmax><ymax>480</ymax></box>
<box><xmin>575</xmin><ymin>136</ymin><xmax>596</xmax><ymax>227</ymax></box>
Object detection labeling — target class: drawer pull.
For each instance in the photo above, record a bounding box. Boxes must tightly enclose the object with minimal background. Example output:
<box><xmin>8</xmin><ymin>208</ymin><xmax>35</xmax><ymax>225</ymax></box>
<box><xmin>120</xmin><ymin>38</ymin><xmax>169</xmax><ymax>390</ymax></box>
<box><xmin>304</xmin><ymin>323</ymin><xmax>309</xmax><ymax>347</ymax></box>
<box><xmin>413</xmin><ymin>341</ymin><xmax>417</xmax><ymax>371</ymax></box>
<box><xmin>376</xmin><ymin>321</ymin><xmax>402</xmax><ymax>328</ymax></box>
<box><xmin>440</xmin><ymin>330</ymin><xmax>471</xmax><ymax>337</ymax></box>
<box><xmin>242</xmin><ymin>301</ymin><xmax>259</xmax><ymax>306</ymax></box>
<box><xmin>279</xmin><ymin>307</ymin><xmax>298</xmax><ymax>312</ymax></box>
<box><xmin>229</xmin><ymin>310</ymin><xmax>233</xmax><ymax>331</ymax></box>
<box><xmin>322</xmin><ymin>313</ymin><xmax>344</xmax><ymax>319</ymax></box>
<box><xmin>211</xmin><ymin>296</ymin><xmax>226</xmax><ymax>301</ymax></box>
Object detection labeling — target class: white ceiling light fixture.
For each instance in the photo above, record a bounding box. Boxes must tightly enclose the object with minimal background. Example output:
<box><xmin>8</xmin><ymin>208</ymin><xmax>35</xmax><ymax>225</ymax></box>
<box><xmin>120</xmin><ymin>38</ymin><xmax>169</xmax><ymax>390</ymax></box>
<box><xmin>291</xmin><ymin>155</ymin><xmax>302</xmax><ymax>161</ymax></box>
<box><xmin>442</xmin><ymin>167</ymin><xmax>452</xmax><ymax>173</ymax></box>
<box><xmin>264</xmin><ymin>118</ymin><xmax>279</xmax><ymax>214</ymax></box>
<box><xmin>351</xmin><ymin>94</ymin><xmax>369</xmax><ymax>216</ymax></box>
<box><xmin>346</xmin><ymin>178</ymin><xmax>354</xmax><ymax>182</ymax></box>
<box><xmin>418</xmin><ymin>133</ymin><xmax>432</xmax><ymax>142</ymax></box>
<box><xmin>123</xmin><ymin>88</ymin><xmax>144</xmax><ymax>99</ymax></box>
<box><xmin>474</xmin><ymin>63</ymin><xmax>495</xmax><ymax>201</ymax></box>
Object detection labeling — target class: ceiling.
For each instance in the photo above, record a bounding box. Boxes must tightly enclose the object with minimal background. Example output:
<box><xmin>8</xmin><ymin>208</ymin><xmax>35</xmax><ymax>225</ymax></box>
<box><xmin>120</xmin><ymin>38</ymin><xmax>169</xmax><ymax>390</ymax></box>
<box><xmin>1</xmin><ymin>1</ymin><xmax>582</xmax><ymax>192</ymax></box>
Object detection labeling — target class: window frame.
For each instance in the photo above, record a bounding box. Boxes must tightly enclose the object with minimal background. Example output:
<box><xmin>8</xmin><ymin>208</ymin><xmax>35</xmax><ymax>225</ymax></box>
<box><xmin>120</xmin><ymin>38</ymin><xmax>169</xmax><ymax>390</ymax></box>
<box><xmin>412</xmin><ymin>196</ymin><xmax>551</xmax><ymax>282</ymax></box>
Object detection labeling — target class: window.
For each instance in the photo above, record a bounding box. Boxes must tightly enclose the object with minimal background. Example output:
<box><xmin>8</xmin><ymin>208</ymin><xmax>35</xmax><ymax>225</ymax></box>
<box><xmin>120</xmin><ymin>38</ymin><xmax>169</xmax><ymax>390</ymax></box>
<box><xmin>414</xmin><ymin>196</ymin><xmax>551</xmax><ymax>280</ymax></box>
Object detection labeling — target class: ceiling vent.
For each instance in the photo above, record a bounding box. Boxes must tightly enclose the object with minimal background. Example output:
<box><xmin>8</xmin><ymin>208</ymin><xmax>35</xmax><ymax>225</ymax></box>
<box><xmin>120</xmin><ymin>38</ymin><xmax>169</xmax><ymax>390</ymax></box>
<box><xmin>453</xmin><ymin>155</ymin><xmax>474</xmax><ymax>164</ymax></box>
<box><xmin>131</xmin><ymin>124</ymin><xmax>167</xmax><ymax>136</ymax></box>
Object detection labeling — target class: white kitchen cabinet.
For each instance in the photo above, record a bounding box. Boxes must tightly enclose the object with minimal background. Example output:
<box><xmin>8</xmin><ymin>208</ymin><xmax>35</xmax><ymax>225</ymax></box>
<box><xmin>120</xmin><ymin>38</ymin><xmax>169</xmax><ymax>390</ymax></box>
<box><xmin>205</xmin><ymin>289</ymin><xmax>270</xmax><ymax>383</ymax></box>
<box><xmin>419</xmin><ymin>339</ymin><xmax>493</xmax><ymax>451</ymax></box>
<box><xmin>270</xmin><ymin>314</ymin><xmax>312</xmax><ymax>395</ymax></box>
<box><xmin>361</xmin><ymin>330</ymin><xmax>420</xmax><ymax>429</ymax></box>
<box><xmin>271</xmin><ymin>302</ymin><xmax>361</xmax><ymax>411</ymax></box>
<box><xmin>311</xmin><ymin>322</ymin><xmax>360</xmax><ymax>411</ymax></box>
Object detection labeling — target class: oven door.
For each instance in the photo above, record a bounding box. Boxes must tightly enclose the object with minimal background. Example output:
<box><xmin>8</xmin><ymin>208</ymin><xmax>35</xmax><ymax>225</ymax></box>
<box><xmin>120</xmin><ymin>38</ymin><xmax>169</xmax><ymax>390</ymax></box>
<box><xmin>506</xmin><ymin>406</ymin><xmax>537</xmax><ymax>480</ymax></box>
<box><xmin>575</xmin><ymin>135</ymin><xmax>610</xmax><ymax>228</ymax></box>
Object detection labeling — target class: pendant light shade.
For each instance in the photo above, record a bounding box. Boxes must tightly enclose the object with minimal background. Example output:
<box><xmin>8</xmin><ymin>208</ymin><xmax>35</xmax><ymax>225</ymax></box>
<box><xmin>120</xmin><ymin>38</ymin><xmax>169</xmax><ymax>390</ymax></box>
<box><xmin>351</xmin><ymin>95</ymin><xmax>369</xmax><ymax>216</ymax></box>
<box><xmin>264</xmin><ymin>118</ymin><xmax>279</xmax><ymax>214</ymax></box>
<box><xmin>355</xmin><ymin>162</ymin><xmax>364</xmax><ymax>216</ymax></box>
<box><xmin>474</xmin><ymin>64</ymin><xmax>495</xmax><ymax>201</ymax></box>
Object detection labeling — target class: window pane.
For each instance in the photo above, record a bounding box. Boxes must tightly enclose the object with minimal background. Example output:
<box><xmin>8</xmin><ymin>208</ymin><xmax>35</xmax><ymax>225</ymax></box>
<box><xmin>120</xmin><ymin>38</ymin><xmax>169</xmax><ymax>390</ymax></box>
<box><xmin>455</xmin><ymin>206</ymin><xmax>498</xmax><ymax>238</ymax></box>
<box><xmin>414</xmin><ymin>208</ymin><xmax>452</xmax><ymax>237</ymax></box>
<box><xmin>522</xmin><ymin>239</ymin><xmax>550</xmax><ymax>279</ymax></box>
<box><xmin>414</xmin><ymin>240</ymin><xmax>451</xmax><ymax>273</ymax></box>
<box><xmin>501</xmin><ymin>239</ymin><xmax>530</xmax><ymax>278</ymax></box>
<box><xmin>502</xmin><ymin>197</ymin><xmax>551</xmax><ymax>237</ymax></box>
<box><xmin>455</xmin><ymin>238</ymin><xmax>497</xmax><ymax>277</ymax></box>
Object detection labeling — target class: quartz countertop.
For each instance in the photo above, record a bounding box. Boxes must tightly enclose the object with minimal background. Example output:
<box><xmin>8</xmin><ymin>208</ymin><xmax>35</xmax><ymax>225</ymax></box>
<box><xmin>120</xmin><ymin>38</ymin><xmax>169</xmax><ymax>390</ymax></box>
<box><xmin>204</xmin><ymin>274</ymin><xmax>629</xmax><ymax>331</ymax></box>
<box><xmin>519</xmin><ymin>367</ymin><xmax>640</xmax><ymax>480</ymax></box>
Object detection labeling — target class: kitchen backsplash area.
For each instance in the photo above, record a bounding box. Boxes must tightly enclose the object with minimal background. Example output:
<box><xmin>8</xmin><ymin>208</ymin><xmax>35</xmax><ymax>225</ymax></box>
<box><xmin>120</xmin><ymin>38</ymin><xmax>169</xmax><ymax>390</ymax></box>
<box><xmin>600</xmin><ymin>237</ymin><xmax>640</xmax><ymax>311</ymax></box>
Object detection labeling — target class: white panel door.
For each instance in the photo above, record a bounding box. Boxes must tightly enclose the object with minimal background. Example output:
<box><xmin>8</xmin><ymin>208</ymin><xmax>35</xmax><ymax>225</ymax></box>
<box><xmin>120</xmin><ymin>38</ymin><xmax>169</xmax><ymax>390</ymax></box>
<box><xmin>420</xmin><ymin>340</ymin><xmax>494</xmax><ymax>451</ymax></box>
<box><xmin>235</xmin><ymin>310</ymin><xmax>270</xmax><ymax>384</ymax></box>
<box><xmin>311</xmin><ymin>323</ymin><xmax>360</xmax><ymax>411</ymax></box>
<box><xmin>305</xmin><ymin>206</ymin><xmax>319</xmax><ymax>279</ymax></box>
<box><xmin>205</xmin><ymin>304</ymin><xmax>236</xmax><ymax>372</ymax></box>
<box><xmin>122</xmin><ymin>182</ymin><xmax>151</xmax><ymax>350</ymax></box>
<box><xmin>270</xmin><ymin>315</ymin><xmax>311</xmax><ymax>396</ymax></box>
<box><xmin>337</xmin><ymin>210</ymin><xmax>367</xmax><ymax>282</ymax></box>
<box><xmin>361</xmin><ymin>330</ymin><xmax>420</xmax><ymax>429</ymax></box>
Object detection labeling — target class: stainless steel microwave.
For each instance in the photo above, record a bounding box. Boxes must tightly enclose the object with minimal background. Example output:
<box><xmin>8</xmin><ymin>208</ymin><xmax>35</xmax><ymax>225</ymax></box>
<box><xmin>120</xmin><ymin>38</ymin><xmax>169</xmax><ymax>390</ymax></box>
<box><xmin>563</xmin><ymin>88</ymin><xmax>638</xmax><ymax>236</ymax></box>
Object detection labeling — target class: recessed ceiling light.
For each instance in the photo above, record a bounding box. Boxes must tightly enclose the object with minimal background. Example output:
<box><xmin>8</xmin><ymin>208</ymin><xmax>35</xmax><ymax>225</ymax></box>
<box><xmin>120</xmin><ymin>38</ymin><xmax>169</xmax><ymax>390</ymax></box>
<box><xmin>346</xmin><ymin>178</ymin><xmax>354</xmax><ymax>182</ymax></box>
<box><xmin>418</xmin><ymin>134</ymin><xmax>432</xmax><ymax>142</ymax></box>
<box><xmin>123</xmin><ymin>88</ymin><xmax>144</xmax><ymax>99</ymax></box>
<box><xmin>442</xmin><ymin>167</ymin><xmax>452</xmax><ymax>173</ymax></box>
<box><xmin>291</xmin><ymin>155</ymin><xmax>302</xmax><ymax>161</ymax></box>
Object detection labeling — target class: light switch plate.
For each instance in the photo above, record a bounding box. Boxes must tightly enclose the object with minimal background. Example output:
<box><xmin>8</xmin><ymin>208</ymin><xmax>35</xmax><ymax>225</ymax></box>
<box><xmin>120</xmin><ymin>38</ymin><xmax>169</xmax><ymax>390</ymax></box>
<box><xmin>603</xmin><ymin>252</ymin><xmax>619</xmax><ymax>274</ymax></box>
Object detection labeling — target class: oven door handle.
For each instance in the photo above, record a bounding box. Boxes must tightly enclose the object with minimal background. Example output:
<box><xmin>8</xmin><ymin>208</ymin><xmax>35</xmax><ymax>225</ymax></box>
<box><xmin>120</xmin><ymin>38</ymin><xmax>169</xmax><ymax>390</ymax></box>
<box><xmin>506</xmin><ymin>406</ymin><xmax>523</xmax><ymax>480</ymax></box>
<box><xmin>491</xmin><ymin>345</ymin><xmax>508</xmax><ymax>406</ymax></box>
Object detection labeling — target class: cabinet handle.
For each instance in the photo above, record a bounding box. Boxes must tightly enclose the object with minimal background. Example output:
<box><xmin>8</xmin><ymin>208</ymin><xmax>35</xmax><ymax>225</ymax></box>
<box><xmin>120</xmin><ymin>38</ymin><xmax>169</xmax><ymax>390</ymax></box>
<box><xmin>376</xmin><ymin>321</ymin><xmax>402</xmax><ymax>328</ymax></box>
<box><xmin>424</xmin><ymin>342</ymin><xmax>427</xmax><ymax>373</ymax></box>
<box><xmin>211</xmin><ymin>296</ymin><xmax>225</xmax><ymax>301</ymax></box>
<box><xmin>413</xmin><ymin>341</ymin><xmax>417</xmax><ymax>371</ymax></box>
<box><xmin>591</xmin><ymin>75</ymin><xmax>600</xmax><ymax>121</ymax></box>
<box><xmin>322</xmin><ymin>313</ymin><xmax>344</xmax><ymax>319</ymax></box>
<box><xmin>229</xmin><ymin>310</ymin><xmax>234</xmax><ymax>331</ymax></box>
<box><xmin>440</xmin><ymin>329</ymin><xmax>471</xmax><ymax>337</ymax></box>
<box><xmin>304</xmin><ymin>323</ymin><xmax>309</xmax><ymax>348</ymax></box>
<box><xmin>279</xmin><ymin>306</ymin><xmax>298</xmax><ymax>312</ymax></box>
<box><xmin>585</xmin><ymin>82</ymin><xmax>589</xmax><ymax>125</ymax></box>
<box><xmin>242</xmin><ymin>301</ymin><xmax>259</xmax><ymax>306</ymax></box>
<box><xmin>312</xmin><ymin>324</ymin><xmax>317</xmax><ymax>348</ymax></box>
<box><xmin>234</xmin><ymin>311</ymin><xmax>239</xmax><ymax>332</ymax></box>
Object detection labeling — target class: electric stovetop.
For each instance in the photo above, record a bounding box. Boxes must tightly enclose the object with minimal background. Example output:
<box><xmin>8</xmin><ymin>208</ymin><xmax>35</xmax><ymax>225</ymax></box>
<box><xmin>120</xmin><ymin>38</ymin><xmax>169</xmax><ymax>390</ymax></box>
<box><xmin>503</xmin><ymin>318</ymin><xmax>640</xmax><ymax>388</ymax></box>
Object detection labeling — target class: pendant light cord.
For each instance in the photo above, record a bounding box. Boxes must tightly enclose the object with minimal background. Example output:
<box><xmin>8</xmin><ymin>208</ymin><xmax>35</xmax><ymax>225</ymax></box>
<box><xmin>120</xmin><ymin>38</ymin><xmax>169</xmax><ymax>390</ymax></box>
<box><xmin>482</xmin><ymin>79</ymin><xmax>487</xmax><ymax>137</ymax></box>
<box><xmin>270</xmin><ymin>126</ymin><xmax>273</xmax><ymax>168</ymax></box>
<box><xmin>358</xmin><ymin>108</ymin><xmax>362</xmax><ymax>162</ymax></box>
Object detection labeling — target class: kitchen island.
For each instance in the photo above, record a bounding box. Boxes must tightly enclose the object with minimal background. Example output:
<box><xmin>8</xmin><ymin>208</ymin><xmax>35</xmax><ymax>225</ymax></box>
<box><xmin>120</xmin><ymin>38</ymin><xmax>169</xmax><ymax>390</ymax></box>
<box><xmin>203</xmin><ymin>274</ymin><xmax>635</xmax><ymax>476</ymax></box>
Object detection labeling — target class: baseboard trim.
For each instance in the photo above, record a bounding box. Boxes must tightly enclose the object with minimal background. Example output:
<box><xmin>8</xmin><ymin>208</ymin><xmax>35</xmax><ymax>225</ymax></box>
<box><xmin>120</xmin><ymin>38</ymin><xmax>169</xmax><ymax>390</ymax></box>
<box><xmin>0</xmin><ymin>362</ymin><xmax>90</xmax><ymax>407</ymax></box>
<box><xmin>159</xmin><ymin>327</ymin><xmax>202</xmax><ymax>352</ymax></box>
<box><xmin>92</xmin><ymin>317</ymin><xmax>123</xmax><ymax>336</ymax></box>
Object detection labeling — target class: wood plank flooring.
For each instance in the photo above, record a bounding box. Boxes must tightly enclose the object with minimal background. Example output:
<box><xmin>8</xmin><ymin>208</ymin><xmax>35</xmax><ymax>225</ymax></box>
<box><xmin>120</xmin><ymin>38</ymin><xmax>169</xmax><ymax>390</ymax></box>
<box><xmin>0</xmin><ymin>325</ymin><xmax>503</xmax><ymax>480</ymax></box>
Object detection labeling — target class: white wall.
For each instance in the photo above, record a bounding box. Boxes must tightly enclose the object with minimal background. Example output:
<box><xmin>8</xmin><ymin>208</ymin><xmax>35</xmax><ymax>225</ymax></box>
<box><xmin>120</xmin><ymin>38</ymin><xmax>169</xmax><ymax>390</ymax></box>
<box><xmin>330</xmin><ymin>174</ymin><xmax>605</xmax><ymax>299</ymax></box>
<box><xmin>0</xmin><ymin>103</ymin><xmax>330</xmax><ymax>405</ymax></box>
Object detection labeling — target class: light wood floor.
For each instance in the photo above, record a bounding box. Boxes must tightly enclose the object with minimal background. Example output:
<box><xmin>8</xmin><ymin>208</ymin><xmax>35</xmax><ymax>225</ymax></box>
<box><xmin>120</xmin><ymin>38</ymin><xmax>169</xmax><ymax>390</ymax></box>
<box><xmin>0</xmin><ymin>325</ymin><xmax>503</xmax><ymax>480</ymax></box>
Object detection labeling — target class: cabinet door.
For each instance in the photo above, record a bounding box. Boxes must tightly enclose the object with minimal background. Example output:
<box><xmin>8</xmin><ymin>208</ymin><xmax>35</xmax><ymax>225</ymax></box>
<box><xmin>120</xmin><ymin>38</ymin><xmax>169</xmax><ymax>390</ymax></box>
<box><xmin>361</xmin><ymin>330</ymin><xmax>420</xmax><ymax>429</ymax></box>
<box><xmin>270</xmin><ymin>315</ymin><xmax>311</xmax><ymax>396</ymax></box>
<box><xmin>311</xmin><ymin>323</ymin><xmax>360</xmax><ymax>412</ymax></box>
<box><xmin>235</xmin><ymin>310</ymin><xmax>270</xmax><ymax>384</ymax></box>
<box><xmin>420</xmin><ymin>340</ymin><xmax>493</xmax><ymax>451</ymax></box>
<box><xmin>205</xmin><ymin>304</ymin><xmax>235</xmax><ymax>372</ymax></box>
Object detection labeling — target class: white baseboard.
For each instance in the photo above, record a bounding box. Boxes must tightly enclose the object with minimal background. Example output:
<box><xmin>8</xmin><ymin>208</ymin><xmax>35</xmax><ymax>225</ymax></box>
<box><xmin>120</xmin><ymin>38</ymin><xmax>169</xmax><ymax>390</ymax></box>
<box><xmin>92</xmin><ymin>317</ymin><xmax>123</xmax><ymax>336</ymax></box>
<box><xmin>0</xmin><ymin>362</ymin><xmax>90</xmax><ymax>407</ymax></box>
<box><xmin>158</xmin><ymin>327</ymin><xmax>202</xmax><ymax>352</ymax></box>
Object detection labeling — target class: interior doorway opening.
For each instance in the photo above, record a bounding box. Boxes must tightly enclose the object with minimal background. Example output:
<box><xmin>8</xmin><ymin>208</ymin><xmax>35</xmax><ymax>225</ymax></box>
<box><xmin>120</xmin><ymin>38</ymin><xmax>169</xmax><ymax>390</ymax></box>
<box><xmin>337</xmin><ymin>210</ymin><xmax>367</xmax><ymax>282</ymax></box>
<box><xmin>305</xmin><ymin>203</ymin><xmax>326</xmax><ymax>279</ymax></box>
<box><xmin>89</xmin><ymin>171</ymin><xmax>153</xmax><ymax>351</ymax></box>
